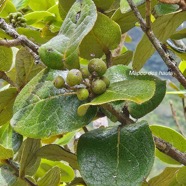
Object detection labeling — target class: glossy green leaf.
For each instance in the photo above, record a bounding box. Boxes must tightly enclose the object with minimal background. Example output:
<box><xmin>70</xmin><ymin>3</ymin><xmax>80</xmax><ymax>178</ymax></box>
<box><xmin>35</xmin><ymin>159</ymin><xmax>75</xmax><ymax>183</ymax></box>
<box><xmin>112</xmin><ymin>50</ymin><xmax>133</xmax><ymax>66</ymax></box>
<box><xmin>12</xmin><ymin>0</ymin><xmax>30</xmax><ymax>10</ymax></box>
<box><xmin>133</xmin><ymin>11</ymin><xmax>186</xmax><ymax>71</ymax></box>
<box><xmin>36</xmin><ymin>144</ymin><xmax>78</xmax><ymax>169</ymax></box>
<box><xmin>0</xmin><ymin>123</ymin><xmax>22</xmax><ymax>153</ymax></box>
<box><xmin>11</xmin><ymin>69</ymin><xmax>97</xmax><ymax>138</ymax></box>
<box><xmin>24</xmin><ymin>11</ymin><xmax>55</xmax><ymax>25</ymax></box>
<box><xmin>80</xmin><ymin>12</ymin><xmax>121</xmax><ymax>60</ymax></box>
<box><xmin>171</xmin><ymin>28</ymin><xmax>186</xmax><ymax>40</ymax></box>
<box><xmin>29</xmin><ymin>0</ymin><xmax>56</xmax><ymax>11</ymax></box>
<box><xmin>179</xmin><ymin>60</ymin><xmax>186</xmax><ymax>77</ymax></box>
<box><xmin>77</xmin><ymin>121</ymin><xmax>155</xmax><ymax>186</ymax></box>
<box><xmin>39</xmin><ymin>0</ymin><xmax>97</xmax><ymax>70</ymax></box>
<box><xmin>176</xmin><ymin>166</ymin><xmax>186</xmax><ymax>184</ymax></box>
<box><xmin>0</xmin><ymin>46</ymin><xmax>13</xmax><ymax>71</ymax></box>
<box><xmin>112</xmin><ymin>0</ymin><xmax>157</xmax><ymax>33</ymax></box>
<box><xmin>147</xmin><ymin>167</ymin><xmax>179</xmax><ymax>186</ymax></box>
<box><xmin>19</xmin><ymin>138</ymin><xmax>41</xmax><ymax>177</ymax></box>
<box><xmin>150</xmin><ymin>125</ymin><xmax>186</xmax><ymax>164</ymax></box>
<box><xmin>15</xmin><ymin>47</ymin><xmax>43</xmax><ymax>89</ymax></box>
<box><xmin>37</xmin><ymin>166</ymin><xmax>61</xmax><ymax>186</ymax></box>
<box><xmin>0</xmin><ymin>87</ymin><xmax>17</xmax><ymax>126</ymax></box>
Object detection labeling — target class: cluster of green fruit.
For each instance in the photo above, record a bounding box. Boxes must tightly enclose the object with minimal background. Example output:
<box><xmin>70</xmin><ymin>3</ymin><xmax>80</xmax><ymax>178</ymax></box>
<box><xmin>53</xmin><ymin>58</ymin><xmax>110</xmax><ymax>101</ymax></box>
<box><xmin>7</xmin><ymin>12</ymin><xmax>26</xmax><ymax>28</ymax></box>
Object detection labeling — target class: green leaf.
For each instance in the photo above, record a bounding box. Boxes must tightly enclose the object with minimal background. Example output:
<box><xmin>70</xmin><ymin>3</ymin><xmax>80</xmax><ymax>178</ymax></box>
<box><xmin>0</xmin><ymin>87</ymin><xmax>17</xmax><ymax>126</ymax></box>
<box><xmin>11</xmin><ymin>178</ymin><xmax>29</xmax><ymax>186</ymax></box>
<box><xmin>36</xmin><ymin>144</ymin><xmax>78</xmax><ymax>169</ymax></box>
<box><xmin>77</xmin><ymin>121</ymin><xmax>155</xmax><ymax>186</ymax></box>
<box><xmin>120</xmin><ymin>0</ymin><xmax>144</xmax><ymax>13</ymax></box>
<box><xmin>154</xmin><ymin>3</ymin><xmax>179</xmax><ymax>16</ymax></box>
<box><xmin>56</xmin><ymin>131</ymin><xmax>76</xmax><ymax>146</ymax></box>
<box><xmin>37</xmin><ymin>166</ymin><xmax>61</xmax><ymax>186</ymax></box>
<box><xmin>147</xmin><ymin>167</ymin><xmax>179</xmax><ymax>186</ymax></box>
<box><xmin>0</xmin><ymin>145</ymin><xmax>13</xmax><ymax>160</ymax></box>
<box><xmin>133</xmin><ymin>11</ymin><xmax>186</xmax><ymax>71</ymax></box>
<box><xmin>0</xmin><ymin>1</ymin><xmax>16</xmax><ymax>18</ymax></box>
<box><xmin>112</xmin><ymin>0</ymin><xmax>157</xmax><ymax>33</ymax></box>
<box><xmin>24</xmin><ymin>11</ymin><xmax>55</xmax><ymax>25</ymax></box>
<box><xmin>39</xmin><ymin>0</ymin><xmax>97</xmax><ymax>70</ymax></box>
<box><xmin>112</xmin><ymin>51</ymin><xmax>133</xmax><ymax>66</ymax></box>
<box><xmin>12</xmin><ymin>0</ymin><xmax>30</xmax><ymax>10</ymax></box>
<box><xmin>35</xmin><ymin>159</ymin><xmax>75</xmax><ymax>183</ymax></box>
<box><xmin>176</xmin><ymin>166</ymin><xmax>186</xmax><ymax>184</ymax></box>
<box><xmin>0</xmin><ymin>46</ymin><xmax>13</xmax><ymax>71</ymax></box>
<box><xmin>179</xmin><ymin>60</ymin><xmax>186</xmax><ymax>77</ymax></box>
<box><xmin>29</xmin><ymin>0</ymin><xmax>56</xmax><ymax>11</ymax></box>
<box><xmin>0</xmin><ymin>0</ymin><xmax>8</xmax><ymax>13</ymax></box>
<box><xmin>79</xmin><ymin>12</ymin><xmax>121</xmax><ymax>60</ymax></box>
<box><xmin>79</xmin><ymin>65</ymin><xmax>166</xmax><ymax>118</ymax></box>
<box><xmin>171</xmin><ymin>28</ymin><xmax>186</xmax><ymax>40</ymax></box>
<box><xmin>0</xmin><ymin>123</ymin><xmax>23</xmax><ymax>153</ymax></box>
<box><xmin>19</xmin><ymin>138</ymin><xmax>41</xmax><ymax>177</ymax></box>
<box><xmin>150</xmin><ymin>125</ymin><xmax>186</xmax><ymax>164</ymax></box>
<box><xmin>11</xmin><ymin>69</ymin><xmax>97</xmax><ymax>138</ymax></box>
<box><xmin>15</xmin><ymin>47</ymin><xmax>43</xmax><ymax>89</ymax></box>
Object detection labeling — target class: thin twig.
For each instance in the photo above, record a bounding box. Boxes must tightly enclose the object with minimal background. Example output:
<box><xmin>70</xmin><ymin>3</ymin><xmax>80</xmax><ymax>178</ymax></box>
<box><xmin>153</xmin><ymin>136</ymin><xmax>186</xmax><ymax>165</ymax></box>
<box><xmin>105</xmin><ymin>51</ymin><xmax>112</xmax><ymax>67</ymax></box>
<box><xmin>170</xmin><ymin>101</ymin><xmax>184</xmax><ymax>135</ymax></box>
<box><xmin>83</xmin><ymin>126</ymin><xmax>89</xmax><ymax>133</ymax></box>
<box><xmin>5</xmin><ymin>159</ymin><xmax>37</xmax><ymax>186</ymax></box>
<box><xmin>145</xmin><ymin>0</ymin><xmax>151</xmax><ymax>30</ymax></box>
<box><xmin>0</xmin><ymin>71</ymin><xmax>17</xmax><ymax>87</ymax></box>
<box><xmin>182</xmin><ymin>98</ymin><xmax>186</xmax><ymax>121</ymax></box>
<box><xmin>126</xmin><ymin>0</ymin><xmax>186</xmax><ymax>89</ymax></box>
<box><xmin>0</xmin><ymin>38</ymin><xmax>22</xmax><ymax>47</ymax></box>
<box><xmin>0</xmin><ymin>18</ymin><xmax>39</xmax><ymax>54</ymax></box>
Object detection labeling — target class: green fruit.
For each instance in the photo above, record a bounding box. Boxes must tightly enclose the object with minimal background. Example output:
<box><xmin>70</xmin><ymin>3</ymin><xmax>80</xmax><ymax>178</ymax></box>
<box><xmin>17</xmin><ymin>12</ymin><xmax>22</xmax><ymax>17</ymax></box>
<box><xmin>77</xmin><ymin>88</ymin><xmax>89</xmax><ymax>101</ymax></box>
<box><xmin>101</xmin><ymin>76</ymin><xmax>110</xmax><ymax>88</ymax></box>
<box><xmin>53</xmin><ymin>76</ymin><xmax>65</xmax><ymax>89</ymax></box>
<box><xmin>88</xmin><ymin>58</ymin><xmax>107</xmax><ymax>77</ymax></box>
<box><xmin>80</xmin><ymin>66</ymin><xmax>90</xmax><ymax>78</ymax></box>
<box><xmin>92</xmin><ymin>79</ymin><xmax>106</xmax><ymax>95</ymax></box>
<box><xmin>66</xmin><ymin>69</ymin><xmax>83</xmax><ymax>86</ymax></box>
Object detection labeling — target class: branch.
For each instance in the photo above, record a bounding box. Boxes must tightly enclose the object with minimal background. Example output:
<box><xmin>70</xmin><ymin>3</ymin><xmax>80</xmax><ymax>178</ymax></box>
<box><xmin>154</xmin><ymin>136</ymin><xmax>186</xmax><ymax>165</ymax></box>
<box><xmin>5</xmin><ymin>159</ymin><xmax>37</xmax><ymax>186</ymax></box>
<box><xmin>102</xmin><ymin>102</ymin><xmax>186</xmax><ymax>165</ymax></box>
<box><xmin>0</xmin><ymin>18</ymin><xmax>39</xmax><ymax>54</ymax></box>
<box><xmin>126</xmin><ymin>0</ymin><xmax>186</xmax><ymax>89</ymax></box>
<box><xmin>0</xmin><ymin>38</ymin><xmax>22</xmax><ymax>47</ymax></box>
<box><xmin>0</xmin><ymin>71</ymin><xmax>17</xmax><ymax>87</ymax></box>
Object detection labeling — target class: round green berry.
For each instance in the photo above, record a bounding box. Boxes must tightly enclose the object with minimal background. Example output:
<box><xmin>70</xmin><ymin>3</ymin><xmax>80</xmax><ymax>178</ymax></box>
<box><xmin>92</xmin><ymin>79</ymin><xmax>106</xmax><ymax>95</ymax></box>
<box><xmin>88</xmin><ymin>58</ymin><xmax>107</xmax><ymax>77</ymax></box>
<box><xmin>53</xmin><ymin>76</ymin><xmax>65</xmax><ymax>89</ymax></box>
<box><xmin>76</xmin><ymin>88</ymin><xmax>89</xmax><ymax>101</ymax></box>
<box><xmin>101</xmin><ymin>76</ymin><xmax>110</xmax><ymax>88</ymax></box>
<box><xmin>80</xmin><ymin>66</ymin><xmax>90</xmax><ymax>78</ymax></box>
<box><xmin>66</xmin><ymin>69</ymin><xmax>83</xmax><ymax>86</ymax></box>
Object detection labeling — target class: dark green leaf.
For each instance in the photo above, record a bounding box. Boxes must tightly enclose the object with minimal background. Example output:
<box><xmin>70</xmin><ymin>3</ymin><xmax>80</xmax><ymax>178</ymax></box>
<box><xmin>77</xmin><ymin>121</ymin><xmax>155</xmax><ymax>186</ymax></box>
<box><xmin>80</xmin><ymin>12</ymin><xmax>121</xmax><ymax>60</ymax></box>
<box><xmin>36</xmin><ymin>144</ymin><xmax>78</xmax><ymax>169</ymax></box>
<box><xmin>37</xmin><ymin>166</ymin><xmax>61</xmax><ymax>186</ymax></box>
<box><xmin>133</xmin><ymin>11</ymin><xmax>186</xmax><ymax>71</ymax></box>
<box><xmin>12</xmin><ymin>0</ymin><xmax>29</xmax><ymax>10</ymax></box>
<box><xmin>11</xmin><ymin>69</ymin><xmax>97</xmax><ymax>138</ymax></box>
<box><xmin>39</xmin><ymin>0</ymin><xmax>97</xmax><ymax>69</ymax></box>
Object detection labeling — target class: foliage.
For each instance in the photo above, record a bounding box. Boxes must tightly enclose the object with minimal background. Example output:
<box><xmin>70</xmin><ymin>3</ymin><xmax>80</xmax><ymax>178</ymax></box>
<box><xmin>0</xmin><ymin>0</ymin><xmax>186</xmax><ymax>185</ymax></box>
